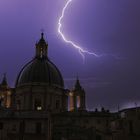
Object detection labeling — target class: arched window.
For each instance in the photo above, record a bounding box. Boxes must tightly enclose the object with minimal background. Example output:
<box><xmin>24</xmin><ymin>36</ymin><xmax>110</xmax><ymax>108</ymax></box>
<box><xmin>0</xmin><ymin>122</ymin><xmax>3</xmax><ymax>130</ymax></box>
<box><xmin>34</xmin><ymin>98</ymin><xmax>42</xmax><ymax>111</ymax></box>
<box><xmin>76</xmin><ymin>96</ymin><xmax>80</xmax><ymax>108</ymax></box>
<box><xmin>56</xmin><ymin>100</ymin><xmax>60</xmax><ymax>109</ymax></box>
<box><xmin>17</xmin><ymin>100</ymin><xmax>21</xmax><ymax>110</ymax></box>
<box><xmin>36</xmin><ymin>122</ymin><xmax>42</xmax><ymax>134</ymax></box>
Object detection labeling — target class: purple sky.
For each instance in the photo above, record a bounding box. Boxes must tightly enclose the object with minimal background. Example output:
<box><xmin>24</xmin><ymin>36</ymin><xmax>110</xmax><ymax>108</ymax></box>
<box><xmin>0</xmin><ymin>0</ymin><xmax>140</xmax><ymax>111</ymax></box>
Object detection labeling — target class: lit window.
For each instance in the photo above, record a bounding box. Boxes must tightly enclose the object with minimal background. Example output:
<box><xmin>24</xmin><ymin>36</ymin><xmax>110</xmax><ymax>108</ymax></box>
<box><xmin>77</xmin><ymin>96</ymin><xmax>80</xmax><ymax>108</ymax></box>
<box><xmin>69</xmin><ymin>92</ymin><xmax>73</xmax><ymax>96</ymax></box>
<box><xmin>34</xmin><ymin>98</ymin><xmax>42</xmax><ymax>111</ymax></box>
<box><xmin>37</xmin><ymin>106</ymin><xmax>42</xmax><ymax>111</ymax></box>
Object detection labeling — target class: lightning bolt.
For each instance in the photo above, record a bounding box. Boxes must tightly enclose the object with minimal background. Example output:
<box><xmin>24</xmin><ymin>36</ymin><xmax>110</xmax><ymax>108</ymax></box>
<box><xmin>58</xmin><ymin>0</ymin><xmax>100</xmax><ymax>61</ymax></box>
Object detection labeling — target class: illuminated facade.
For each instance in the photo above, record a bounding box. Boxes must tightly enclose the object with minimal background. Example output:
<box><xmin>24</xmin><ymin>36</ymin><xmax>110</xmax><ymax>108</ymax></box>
<box><xmin>0</xmin><ymin>34</ymin><xmax>140</xmax><ymax>140</ymax></box>
<box><xmin>69</xmin><ymin>78</ymin><xmax>86</xmax><ymax>111</ymax></box>
<box><xmin>0</xmin><ymin>74</ymin><xmax>12</xmax><ymax>108</ymax></box>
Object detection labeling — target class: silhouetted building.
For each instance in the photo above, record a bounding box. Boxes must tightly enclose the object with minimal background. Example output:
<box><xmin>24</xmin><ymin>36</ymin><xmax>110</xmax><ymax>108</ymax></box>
<box><xmin>0</xmin><ymin>33</ymin><xmax>139</xmax><ymax>140</ymax></box>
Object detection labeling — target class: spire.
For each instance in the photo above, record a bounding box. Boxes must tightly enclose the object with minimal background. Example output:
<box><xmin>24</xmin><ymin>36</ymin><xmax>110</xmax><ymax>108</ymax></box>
<box><xmin>1</xmin><ymin>73</ymin><xmax>8</xmax><ymax>86</ymax></box>
<box><xmin>74</xmin><ymin>76</ymin><xmax>82</xmax><ymax>90</ymax></box>
<box><xmin>35</xmin><ymin>32</ymin><xmax>48</xmax><ymax>59</ymax></box>
<box><xmin>40</xmin><ymin>32</ymin><xmax>45</xmax><ymax>42</ymax></box>
<box><xmin>41</xmin><ymin>32</ymin><xmax>44</xmax><ymax>39</ymax></box>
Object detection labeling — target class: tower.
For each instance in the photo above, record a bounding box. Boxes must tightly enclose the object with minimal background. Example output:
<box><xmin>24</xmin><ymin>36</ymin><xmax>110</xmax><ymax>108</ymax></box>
<box><xmin>69</xmin><ymin>77</ymin><xmax>86</xmax><ymax>111</ymax></box>
<box><xmin>0</xmin><ymin>74</ymin><xmax>11</xmax><ymax>108</ymax></box>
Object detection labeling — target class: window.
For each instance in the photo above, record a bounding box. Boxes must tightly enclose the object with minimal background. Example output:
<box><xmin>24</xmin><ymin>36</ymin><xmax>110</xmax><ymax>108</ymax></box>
<box><xmin>36</xmin><ymin>122</ymin><xmax>42</xmax><ymax>134</ymax></box>
<box><xmin>129</xmin><ymin>120</ymin><xmax>134</xmax><ymax>134</ymax></box>
<box><xmin>97</xmin><ymin>119</ymin><xmax>101</xmax><ymax>124</ymax></box>
<box><xmin>84</xmin><ymin>119</ymin><xmax>89</xmax><ymax>124</ymax></box>
<box><xmin>56</xmin><ymin>100</ymin><xmax>60</xmax><ymax>109</ymax></box>
<box><xmin>76</xmin><ymin>96</ymin><xmax>80</xmax><ymax>108</ymax></box>
<box><xmin>12</xmin><ymin>124</ymin><xmax>16</xmax><ymax>131</ymax></box>
<box><xmin>17</xmin><ymin>100</ymin><xmax>21</xmax><ymax>110</ymax></box>
<box><xmin>96</xmin><ymin>135</ymin><xmax>102</xmax><ymax>140</ymax></box>
<box><xmin>37</xmin><ymin>106</ymin><xmax>42</xmax><ymax>110</ymax></box>
<box><xmin>0</xmin><ymin>122</ymin><xmax>3</xmax><ymax>130</ymax></box>
<box><xmin>0</xmin><ymin>97</ymin><xmax>4</xmax><ymax>107</ymax></box>
<box><xmin>34</xmin><ymin>98</ymin><xmax>42</xmax><ymax>111</ymax></box>
<box><xmin>121</xmin><ymin>112</ymin><xmax>126</xmax><ymax>118</ymax></box>
<box><xmin>19</xmin><ymin>121</ymin><xmax>25</xmax><ymax>133</ymax></box>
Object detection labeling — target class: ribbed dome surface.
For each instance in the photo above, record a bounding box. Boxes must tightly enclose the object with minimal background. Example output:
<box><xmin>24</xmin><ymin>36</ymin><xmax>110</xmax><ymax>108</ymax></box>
<box><xmin>16</xmin><ymin>58</ymin><xmax>64</xmax><ymax>87</ymax></box>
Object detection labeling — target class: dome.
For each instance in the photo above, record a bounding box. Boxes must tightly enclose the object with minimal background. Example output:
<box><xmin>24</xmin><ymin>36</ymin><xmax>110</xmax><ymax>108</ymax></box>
<box><xmin>15</xmin><ymin>33</ymin><xmax>64</xmax><ymax>87</ymax></box>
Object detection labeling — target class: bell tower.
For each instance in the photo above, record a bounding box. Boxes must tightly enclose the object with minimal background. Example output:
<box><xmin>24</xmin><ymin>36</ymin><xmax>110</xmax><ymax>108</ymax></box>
<box><xmin>0</xmin><ymin>74</ymin><xmax>11</xmax><ymax>108</ymax></box>
<box><xmin>69</xmin><ymin>77</ymin><xmax>86</xmax><ymax>111</ymax></box>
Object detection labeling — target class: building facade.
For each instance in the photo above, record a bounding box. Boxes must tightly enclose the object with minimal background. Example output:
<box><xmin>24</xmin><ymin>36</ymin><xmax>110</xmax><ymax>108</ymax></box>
<box><xmin>0</xmin><ymin>33</ymin><xmax>140</xmax><ymax>140</ymax></box>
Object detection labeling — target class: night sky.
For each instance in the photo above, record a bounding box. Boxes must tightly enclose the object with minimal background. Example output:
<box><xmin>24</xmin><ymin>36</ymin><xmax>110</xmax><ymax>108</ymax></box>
<box><xmin>0</xmin><ymin>0</ymin><xmax>140</xmax><ymax>111</ymax></box>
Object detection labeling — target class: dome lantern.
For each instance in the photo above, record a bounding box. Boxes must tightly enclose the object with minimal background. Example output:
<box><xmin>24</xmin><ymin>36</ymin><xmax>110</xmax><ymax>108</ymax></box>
<box><xmin>35</xmin><ymin>33</ymin><xmax>48</xmax><ymax>59</ymax></box>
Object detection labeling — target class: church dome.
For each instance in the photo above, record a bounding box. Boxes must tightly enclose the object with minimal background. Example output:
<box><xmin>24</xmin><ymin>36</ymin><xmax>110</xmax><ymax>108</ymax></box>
<box><xmin>15</xmin><ymin>33</ymin><xmax>64</xmax><ymax>87</ymax></box>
